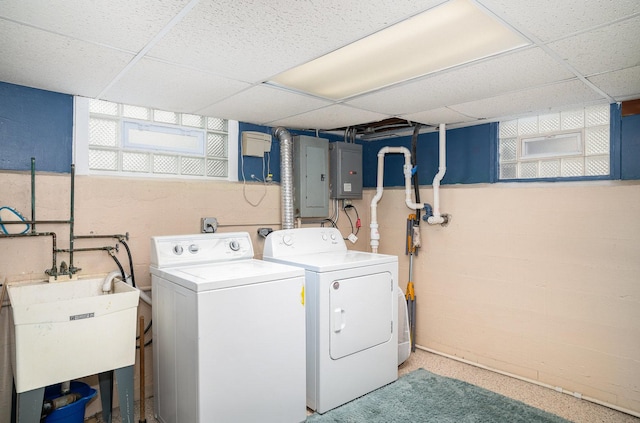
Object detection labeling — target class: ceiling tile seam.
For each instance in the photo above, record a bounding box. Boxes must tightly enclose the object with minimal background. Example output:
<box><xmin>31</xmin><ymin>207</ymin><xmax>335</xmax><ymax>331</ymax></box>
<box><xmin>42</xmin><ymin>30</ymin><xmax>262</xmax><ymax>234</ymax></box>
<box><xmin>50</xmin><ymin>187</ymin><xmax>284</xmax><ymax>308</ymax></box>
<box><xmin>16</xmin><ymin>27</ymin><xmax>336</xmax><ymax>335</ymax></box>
<box><xmin>260</xmin><ymin>104</ymin><xmax>357</xmax><ymax>127</ymax></box>
<box><xmin>443</xmin><ymin>105</ymin><xmax>480</xmax><ymax>120</ymax></box>
<box><xmin>472</xmin><ymin>0</ymin><xmax>535</xmax><ymax>45</ymax></box>
<box><xmin>261</xmin><ymin>81</ymin><xmax>357</xmax><ymax>105</ymax></box>
<box><xmin>332</xmin><ymin>44</ymin><xmax>538</xmax><ymax>106</ymax></box>
<box><xmin>95</xmin><ymin>0</ymin><xmax>201</xmax><ymax>100</ymax></box>
<box><xmin>538</xmin><ymin>43</ymin><xmax>615</xmax><ymax>103</ymax></box>
<box><xmin>447</xmin><ymin>97</ymin><xmax>611</xmax><ymax>124</ymax></box>
<box><xmin>476</xmin><ymin>1</ymin><xmax>615</xmax><ymax>104</ymax></box>
<box><xmin>0</xmin><ymin>16</ymin><xmax>139</xmax><ymax>54</ymax></box>
<box><xmin>540</xmin><ymin>12</ymin><xmax>640</xmax><ymax>44</ymax></box>
<box><xmin>443</xmin><ymin>79</ymin><xmax>575</xmax><ymax>116</ymax></box>
<box><xmin>192</xmin><ymin>82</ymin><xmax>337</xmax><ymax>117</ymax></box>
<box><xmin>139</xmin><ymin>54</ymin><xmax>254</xmax><ymax>84</ymax></box>
<box><xmin>256</xmin><ymin>1</ymin><xmax>452</xmax><ymax>86</ymax></box>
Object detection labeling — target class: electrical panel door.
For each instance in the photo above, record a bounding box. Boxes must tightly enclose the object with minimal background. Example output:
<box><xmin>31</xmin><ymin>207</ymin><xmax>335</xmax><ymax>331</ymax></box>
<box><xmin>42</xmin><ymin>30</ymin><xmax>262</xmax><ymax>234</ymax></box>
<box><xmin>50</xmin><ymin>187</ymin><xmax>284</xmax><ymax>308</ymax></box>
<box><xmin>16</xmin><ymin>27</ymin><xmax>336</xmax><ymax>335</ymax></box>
<box><xmin>330</xmin><ymin>142</ymin><xmax>363</xmax><ymax>199</ymax></box>
<box><xmin>293</xmin><ymin>135</ymin><xmax>329</xmax><ymax>217</ymax></box>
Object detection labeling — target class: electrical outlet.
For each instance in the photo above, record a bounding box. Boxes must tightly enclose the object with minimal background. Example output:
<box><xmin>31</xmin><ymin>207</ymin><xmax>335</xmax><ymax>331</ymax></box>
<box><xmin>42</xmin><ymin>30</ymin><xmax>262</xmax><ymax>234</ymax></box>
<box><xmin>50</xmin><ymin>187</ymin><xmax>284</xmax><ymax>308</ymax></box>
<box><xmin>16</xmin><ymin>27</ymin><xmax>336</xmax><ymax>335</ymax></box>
<box><xmin>201</xmin><ymin>217</ymin><xmax>218</xmax><ymax>233</ymax></box>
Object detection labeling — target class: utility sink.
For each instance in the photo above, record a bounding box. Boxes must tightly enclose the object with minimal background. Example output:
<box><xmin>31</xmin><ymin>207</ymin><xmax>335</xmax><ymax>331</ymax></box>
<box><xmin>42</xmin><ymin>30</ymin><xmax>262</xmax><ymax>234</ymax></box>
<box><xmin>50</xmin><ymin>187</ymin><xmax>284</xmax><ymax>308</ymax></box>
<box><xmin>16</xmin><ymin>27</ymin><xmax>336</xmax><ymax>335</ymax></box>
<box><xmin>8</xmin><ymin>277</ymin><xmax>139</xmax><ymax>393</ymax></box>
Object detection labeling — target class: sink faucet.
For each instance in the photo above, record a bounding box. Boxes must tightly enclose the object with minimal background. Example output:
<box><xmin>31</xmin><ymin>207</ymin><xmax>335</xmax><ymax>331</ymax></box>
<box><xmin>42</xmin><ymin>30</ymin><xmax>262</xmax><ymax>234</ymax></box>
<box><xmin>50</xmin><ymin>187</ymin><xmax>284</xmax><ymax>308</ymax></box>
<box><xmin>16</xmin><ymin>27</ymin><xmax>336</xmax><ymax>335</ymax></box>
<box><xmin>102</xmin><ymin>270</ymin><xmax>122</xmax><ymax>294</ymax></box>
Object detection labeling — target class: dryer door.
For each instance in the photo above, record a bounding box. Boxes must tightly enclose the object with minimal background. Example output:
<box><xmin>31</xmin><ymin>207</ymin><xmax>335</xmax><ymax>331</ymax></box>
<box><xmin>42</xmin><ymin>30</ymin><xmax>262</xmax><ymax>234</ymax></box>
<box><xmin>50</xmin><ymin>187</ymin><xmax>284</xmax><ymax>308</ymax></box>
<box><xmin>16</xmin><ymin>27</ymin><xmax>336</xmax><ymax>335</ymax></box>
<box><xmin>329</xmin><ymin>271</ymin><xmax>393</xmax><ymax>359</ymax></box>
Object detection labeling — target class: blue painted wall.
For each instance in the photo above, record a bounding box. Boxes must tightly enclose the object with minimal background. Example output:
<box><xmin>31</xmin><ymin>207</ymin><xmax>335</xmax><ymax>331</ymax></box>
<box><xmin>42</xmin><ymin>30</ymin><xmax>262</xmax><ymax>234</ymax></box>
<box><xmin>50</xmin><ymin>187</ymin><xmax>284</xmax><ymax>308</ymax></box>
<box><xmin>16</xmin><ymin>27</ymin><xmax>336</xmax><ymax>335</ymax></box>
<box><xmin>0</xmin><ymin>82</ymin><xmax>73</xmax><ymax>173</ymax></box>
<box><xmin>239</xmin><ymin>122</ymin><xmax>497</xmax><ymax>188</ymax></box>
<box><xmin>1</xmin><ymin>82</ymin><xmax>638</xmax><ymax>184</ymax></box>
<box><xmin>237</xmin><ymin>122</ymin><xmax>344</xmax><ymax>182</ymax></box>
<box><xmin>362</xmin><ymin>123</ymin><xmax>496</xmax><ymax>188</ymax></box>
<box><xmin>621</xmin><ymin>113</ymin><xmax>640</xmax><ymax>180</ymax></box>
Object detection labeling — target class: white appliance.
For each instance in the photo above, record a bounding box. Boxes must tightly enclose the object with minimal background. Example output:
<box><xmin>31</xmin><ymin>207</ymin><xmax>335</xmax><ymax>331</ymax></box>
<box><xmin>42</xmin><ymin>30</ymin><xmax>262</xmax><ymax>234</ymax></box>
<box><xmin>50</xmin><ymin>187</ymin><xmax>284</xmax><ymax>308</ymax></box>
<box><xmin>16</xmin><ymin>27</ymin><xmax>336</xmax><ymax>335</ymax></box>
<box><xmin>150</xmin><ymin>232</ymin><xmax>306</xmax><ymax>423</ymax></box>
<box><xmin>263</xmin><ymin>227</ymin><xmax>398</xmax><ymax>413</ymax></box>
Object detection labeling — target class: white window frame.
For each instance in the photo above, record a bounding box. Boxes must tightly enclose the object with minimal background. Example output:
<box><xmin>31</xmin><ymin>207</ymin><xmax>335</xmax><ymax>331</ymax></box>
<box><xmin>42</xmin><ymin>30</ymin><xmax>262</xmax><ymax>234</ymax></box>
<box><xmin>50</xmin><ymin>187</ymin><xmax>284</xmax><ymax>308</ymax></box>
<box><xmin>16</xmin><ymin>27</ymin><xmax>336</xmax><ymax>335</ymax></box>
<box><xmin>73</xmin><ymin>96</ymin><xmax>238</xmax><ymax>181</ymax></box>
<box><xmin>498</xmin><ymin>104</ymin><xmax>610</xmax><ymax>180</ymax></box>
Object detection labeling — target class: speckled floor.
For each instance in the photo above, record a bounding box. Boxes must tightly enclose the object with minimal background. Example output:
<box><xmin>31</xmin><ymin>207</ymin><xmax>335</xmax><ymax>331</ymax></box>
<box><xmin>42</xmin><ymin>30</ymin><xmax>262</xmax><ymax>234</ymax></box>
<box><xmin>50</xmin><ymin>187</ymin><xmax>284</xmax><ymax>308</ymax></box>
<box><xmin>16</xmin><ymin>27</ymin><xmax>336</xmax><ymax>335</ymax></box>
<box><xmin>89</xmin><ymin>348</ymin><xmax>639</xmax><ymax>423</ymax></box>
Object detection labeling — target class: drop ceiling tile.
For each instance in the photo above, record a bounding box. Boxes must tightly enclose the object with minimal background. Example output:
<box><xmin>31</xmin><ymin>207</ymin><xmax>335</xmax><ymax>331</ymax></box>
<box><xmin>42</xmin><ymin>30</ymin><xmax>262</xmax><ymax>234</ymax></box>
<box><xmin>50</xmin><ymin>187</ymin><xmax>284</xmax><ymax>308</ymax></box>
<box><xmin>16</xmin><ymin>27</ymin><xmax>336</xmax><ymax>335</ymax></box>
<box><xmin>346</xmin><ymin>47</ymin><xmax>575</xmax><ymax>115</ymax></box>
<box><xmin>588</xmin><ymin>66</ymin><xmax>640</xmax><ymax>102</ymax></box>
<box><xmin>148</xmin><ymin>0</ymin><xmax>444</xmax><ymax>82</ymax></box>
<box><xmin>477</xmin><ymin>0</ymin><xmax>640</xmax><ymax>42</ymax></box>
<box><xmin>400</xmin><ymin>108</ymin><xmax>477</xmax><ymax>126</ymax></box>
<box><xmin>197</xmin><ymin>85</ymin><xmax>332</xmax><ymax>125</ymax></box>
<box><xmin>101</xmin><ymin>58</ymin><xmax>250</xmax><ymax>113</ymax></box>
<box><xmin>1</xmin><ymin>0</ymin><xmax>638</xmax><ymax>130</ymax></box>
<box><xmin>0</xmin><ymin>20</ymin><xmax>134</xmax><ymax>97</ymax></box>
<box><xmin>267</xmin><ymin>105</ymin><xmax>391</xmax><ymax>131</ymax></box>
<box><xmin>0</xmin><ymin>0</ymin><xmax>192</xmax><ymax>52</ymax></box>
<box><xmin>547</xmin><ymin>16</ymin><xmax>640</xmax><ymax>77</ymax></box>
<box><xmin>450</xmin><ymin>80</ymin><xmax>605</xmax><ymax>120</ymax></box>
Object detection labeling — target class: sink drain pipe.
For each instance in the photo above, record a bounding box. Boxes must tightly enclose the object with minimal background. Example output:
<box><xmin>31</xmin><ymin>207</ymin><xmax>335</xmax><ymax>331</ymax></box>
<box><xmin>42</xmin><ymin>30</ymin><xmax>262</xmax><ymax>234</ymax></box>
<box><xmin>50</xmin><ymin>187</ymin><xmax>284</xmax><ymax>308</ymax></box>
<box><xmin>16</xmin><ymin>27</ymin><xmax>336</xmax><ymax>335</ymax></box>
<box><xmin>426</xmin><ymin>124</ymin><xmax>448</xmax><ymax>225</ymax></box>
<box><xmin>370</xmin><ymin>146</ymin><xmax>425</xmax><ymax>253</ymax></box>
<box><xmin>273</xmin><ymin>127</ymin><xmax>295</xmax><ymax>230</ymax></box>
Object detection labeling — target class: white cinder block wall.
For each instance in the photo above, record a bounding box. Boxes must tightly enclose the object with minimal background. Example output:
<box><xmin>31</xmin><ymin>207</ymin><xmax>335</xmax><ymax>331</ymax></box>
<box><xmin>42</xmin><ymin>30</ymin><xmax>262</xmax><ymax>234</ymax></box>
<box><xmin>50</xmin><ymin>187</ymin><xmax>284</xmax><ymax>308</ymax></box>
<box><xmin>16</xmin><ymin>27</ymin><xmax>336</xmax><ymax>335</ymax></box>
<box><xmin>1</xmin><ymin>173</ymin><xmax>639</xmax><ymax>417</ymax></box>
<box><xmin>0</xmin><ymin>173</ymin><xmax>286</xmax><ymax>419</ymax></box>
<box><xmin>358</xmin><ymin>182</ymin><xmax>640</xmax><ymax>414</ymax></box>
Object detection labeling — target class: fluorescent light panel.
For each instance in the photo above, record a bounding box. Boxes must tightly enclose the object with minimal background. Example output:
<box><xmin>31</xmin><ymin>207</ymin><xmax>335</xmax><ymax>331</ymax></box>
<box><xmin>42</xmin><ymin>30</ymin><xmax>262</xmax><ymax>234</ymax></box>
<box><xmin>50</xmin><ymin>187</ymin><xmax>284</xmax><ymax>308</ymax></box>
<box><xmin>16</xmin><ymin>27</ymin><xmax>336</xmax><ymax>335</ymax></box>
<box><xmin>269</xmin><ymin>0</ymin><xmax>530</xmax><ymax>100</ymax></box>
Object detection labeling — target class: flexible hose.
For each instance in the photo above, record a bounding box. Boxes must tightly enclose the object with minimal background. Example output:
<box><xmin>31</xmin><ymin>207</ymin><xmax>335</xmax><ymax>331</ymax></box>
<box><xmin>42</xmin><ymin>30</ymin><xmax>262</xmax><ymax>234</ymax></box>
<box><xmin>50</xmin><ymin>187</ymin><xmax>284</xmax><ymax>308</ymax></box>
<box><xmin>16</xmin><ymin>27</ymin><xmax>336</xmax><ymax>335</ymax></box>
<box><xmin>273</xmin><ymin>127</ymin><xmax>294</xmax><ymax>230</ymax></box>
<box><xmin>119</xmin><ymin>239</ymin><xmax>136</xmax><ymax>287</ymax></box>
<box><xmin>109</xmin><ymin>253</ymin><xmax>126</xmax><ymax>282</ymax></box>
<box><xmin>411</xmin><ymin>124</ymin><xmax>421</xmax><ymax>222</ymax></box>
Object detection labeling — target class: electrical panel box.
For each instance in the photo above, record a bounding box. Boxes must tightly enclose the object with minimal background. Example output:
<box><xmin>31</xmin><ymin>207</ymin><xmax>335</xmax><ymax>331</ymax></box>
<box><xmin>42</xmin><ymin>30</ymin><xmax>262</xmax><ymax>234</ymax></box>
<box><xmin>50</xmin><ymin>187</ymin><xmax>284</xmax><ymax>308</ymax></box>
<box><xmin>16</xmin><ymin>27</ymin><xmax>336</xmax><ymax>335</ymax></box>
<box><xmin>330</xmin><ymin>142</ymin><xmax>363</xmax><ymax>199</ymax></box>
<box><xmin>293</xmin><ymin>135</ymin><xmax>329</xmax><ymax>217</ymax></box>
<box><xmin>242</xmin><ymin>131</ymin><xmax>271</xmax><ymax>157</ymax></box>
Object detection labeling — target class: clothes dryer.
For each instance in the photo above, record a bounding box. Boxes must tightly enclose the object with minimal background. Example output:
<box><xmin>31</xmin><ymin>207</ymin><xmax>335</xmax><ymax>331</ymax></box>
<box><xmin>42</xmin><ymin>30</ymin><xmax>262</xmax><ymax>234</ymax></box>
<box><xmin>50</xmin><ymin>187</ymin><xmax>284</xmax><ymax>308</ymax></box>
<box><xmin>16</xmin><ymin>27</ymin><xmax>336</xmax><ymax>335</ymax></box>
<box><xmin>150</xmin><ymin>232</ymin><xmax>306</xmax><ymax>423</ymax></box>
<box><xmin>263</xmin><ymin>227</ymin><xmax>398</xmax><ymax>413</ymax></box>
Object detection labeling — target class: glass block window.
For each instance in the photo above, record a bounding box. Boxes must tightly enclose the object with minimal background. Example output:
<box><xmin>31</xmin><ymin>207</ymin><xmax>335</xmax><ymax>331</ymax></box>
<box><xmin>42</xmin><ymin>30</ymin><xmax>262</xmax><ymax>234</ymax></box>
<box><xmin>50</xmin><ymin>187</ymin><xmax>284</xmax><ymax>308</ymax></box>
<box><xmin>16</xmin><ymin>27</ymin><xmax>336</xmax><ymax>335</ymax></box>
<box><xmin>498</xmin><ymin>104</ymin><xmax>610</xmax><ymax>180</ymax></box>
<box><xmin>87</xmin><ymin>100</ymin><xmax>229</xmax><ymax>179</ymax></box>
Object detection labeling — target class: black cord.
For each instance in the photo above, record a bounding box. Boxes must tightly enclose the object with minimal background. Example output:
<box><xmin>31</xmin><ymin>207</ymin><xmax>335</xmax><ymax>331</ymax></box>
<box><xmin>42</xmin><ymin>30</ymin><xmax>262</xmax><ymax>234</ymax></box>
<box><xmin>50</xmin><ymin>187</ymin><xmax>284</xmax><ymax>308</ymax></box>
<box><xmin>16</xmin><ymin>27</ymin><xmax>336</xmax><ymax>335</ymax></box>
<box><xmin>343</xmin><ymin>204</ymin><xmax>360</xmax><ymax>236</ymax></box>
<box><xmin>136</xmin><ymin>319</ymin><xmax>153</xmax><ymax>340</ymax></box>
<box><xmin>136</xmin><ymin>338</ymin><xmax>153</xmax><ymax>349</ymax></box>
<box><xmin>110</xmin><ymin>252</ymin><xmax>127</xmax><ymax>282</ymax></box>
<box><xmin>320</xmin><ymin>218</ymin><xmax>337</xmax><ymax>228</ymax></box>
<box><xmin>136</xmin><ymin>319</ymin><xmax>153</xmax><ymax>348</ymax></box>
<box><xmin>119</xmin><ymin>239</ymin><xmax>136</xmax><ymax>288</ymax></box>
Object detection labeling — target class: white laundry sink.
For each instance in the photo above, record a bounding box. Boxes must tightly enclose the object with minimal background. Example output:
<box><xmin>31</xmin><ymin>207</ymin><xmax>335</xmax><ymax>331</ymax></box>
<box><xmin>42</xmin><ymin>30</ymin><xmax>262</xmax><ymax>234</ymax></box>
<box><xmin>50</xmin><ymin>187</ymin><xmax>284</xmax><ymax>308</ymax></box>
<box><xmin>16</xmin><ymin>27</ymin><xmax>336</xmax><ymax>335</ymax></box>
<box><xmin>8</xmin><ymin>276</ymin><xmax>139</xmax><ymax>393</ymax></box>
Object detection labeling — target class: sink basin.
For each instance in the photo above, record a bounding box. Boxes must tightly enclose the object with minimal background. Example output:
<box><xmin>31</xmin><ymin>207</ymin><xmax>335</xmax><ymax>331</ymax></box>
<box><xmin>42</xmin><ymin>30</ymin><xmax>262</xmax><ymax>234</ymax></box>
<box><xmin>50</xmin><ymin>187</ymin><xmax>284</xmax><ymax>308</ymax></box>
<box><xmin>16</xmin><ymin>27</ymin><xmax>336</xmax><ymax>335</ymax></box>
<box><xmin>8</xmin><ymin>276</ymin><xmax>139</xmax><ymax>393</ymax></box>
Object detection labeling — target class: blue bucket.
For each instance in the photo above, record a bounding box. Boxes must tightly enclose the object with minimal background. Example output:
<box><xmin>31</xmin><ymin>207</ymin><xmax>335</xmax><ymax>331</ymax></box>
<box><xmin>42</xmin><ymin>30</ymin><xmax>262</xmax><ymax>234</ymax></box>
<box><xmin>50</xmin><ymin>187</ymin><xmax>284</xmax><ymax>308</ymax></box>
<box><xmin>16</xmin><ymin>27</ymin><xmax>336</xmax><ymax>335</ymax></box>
<box><xmin>43</xmin><ymin>381</ymin><xmax>97</xmax><ymax>423</ymax></box>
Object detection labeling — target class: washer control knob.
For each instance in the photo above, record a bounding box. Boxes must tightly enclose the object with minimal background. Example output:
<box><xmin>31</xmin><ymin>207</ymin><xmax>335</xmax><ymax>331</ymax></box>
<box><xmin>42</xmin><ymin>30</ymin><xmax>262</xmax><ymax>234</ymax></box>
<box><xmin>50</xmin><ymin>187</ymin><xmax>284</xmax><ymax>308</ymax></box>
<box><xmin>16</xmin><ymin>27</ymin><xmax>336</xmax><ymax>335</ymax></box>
<box><xmin>229</xmin><ymin>240</ymin><xmax>240</xmax><ymax>251</ymax></box>
<box><xmin>188</xmin><ymin>244</ymin><xmax>199</xmax><ymax>254</ymax></box>
<box><xmin>322</xmin><ymin>233</ymin><xmax>328</xmax><ymax>241</ymax></box>
<box><xmin>173</xmin><ymin>245</ymin><xmax>184</xmax><ymax>255</ymax></box>
<box><xmin>330</xmin><ymin>233</ymin><xmax>336</xmax><ymax>240</ymax></box>
<box><xmin>282</xmin><ymin>235</ymin><xmax>293</xmax><ymax>246</ymax></box>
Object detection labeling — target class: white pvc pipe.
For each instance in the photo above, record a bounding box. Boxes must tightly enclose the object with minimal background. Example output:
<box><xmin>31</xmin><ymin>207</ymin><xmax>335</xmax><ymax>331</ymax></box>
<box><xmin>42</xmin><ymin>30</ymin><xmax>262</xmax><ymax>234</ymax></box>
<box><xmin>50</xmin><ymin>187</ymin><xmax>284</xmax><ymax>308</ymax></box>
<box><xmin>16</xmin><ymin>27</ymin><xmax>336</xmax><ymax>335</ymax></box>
<box><xmin>427</xmin><ymin>123</ymin><xmax>447</xmax><ymax>225</ymax></box>
<box><xmin>135</xmin><ymin>285</ymin><xmax>153</xmax><ymax>306</ymax></box>
<box><xmin>370</xmin><ymin>146</ymin><xmax>424</xmax><ymax>253</ymax></box>
<box><xmin>138</xmin><ymin>289</ymin><xmax>152</xmax><ymax>306</ymax></box>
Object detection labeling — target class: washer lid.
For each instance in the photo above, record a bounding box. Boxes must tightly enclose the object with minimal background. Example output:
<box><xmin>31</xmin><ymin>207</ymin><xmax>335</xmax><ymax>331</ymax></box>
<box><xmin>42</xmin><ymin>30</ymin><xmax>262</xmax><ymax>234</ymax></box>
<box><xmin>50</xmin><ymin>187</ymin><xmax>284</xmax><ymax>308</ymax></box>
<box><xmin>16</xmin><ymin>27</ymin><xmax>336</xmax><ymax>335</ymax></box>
<box><xmin>266</xmin><ymin>250</ymin><xmax>397</xmax><ymax>272</ymax></box>
<box><xmin>150</xmin><ymin>259</ymin><xmax>304</xmax><ymax>292</ymax></box>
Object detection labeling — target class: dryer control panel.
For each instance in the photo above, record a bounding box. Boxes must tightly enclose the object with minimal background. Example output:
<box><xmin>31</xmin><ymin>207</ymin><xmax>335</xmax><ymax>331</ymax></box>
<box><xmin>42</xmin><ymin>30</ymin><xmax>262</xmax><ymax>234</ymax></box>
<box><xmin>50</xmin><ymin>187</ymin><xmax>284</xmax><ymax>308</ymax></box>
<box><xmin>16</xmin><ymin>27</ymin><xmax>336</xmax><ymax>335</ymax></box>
<box><xmin>264</xmin><ymin>227</ymin><xmax>347</xmax><ymax>257</ymax></box>
<box><xmin>151</xmin><ymin>232</ymin><xmax>253</xmax><ymax>268</ymax></box>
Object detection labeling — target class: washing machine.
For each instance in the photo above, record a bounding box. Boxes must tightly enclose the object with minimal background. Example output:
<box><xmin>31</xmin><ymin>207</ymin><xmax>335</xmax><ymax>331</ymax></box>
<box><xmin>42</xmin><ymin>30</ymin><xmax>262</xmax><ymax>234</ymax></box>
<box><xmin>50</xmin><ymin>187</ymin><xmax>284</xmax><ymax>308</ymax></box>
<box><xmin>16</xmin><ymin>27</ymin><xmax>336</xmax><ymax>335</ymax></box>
<box><xmin>263</xmin><ymin>227</ymin><xmax>398</xmax><ymax>413</ymax></box>
<box><xmin>150</xmin><ymin>232</ymin><xmax>306</xmax><ymax>423</ymax></box>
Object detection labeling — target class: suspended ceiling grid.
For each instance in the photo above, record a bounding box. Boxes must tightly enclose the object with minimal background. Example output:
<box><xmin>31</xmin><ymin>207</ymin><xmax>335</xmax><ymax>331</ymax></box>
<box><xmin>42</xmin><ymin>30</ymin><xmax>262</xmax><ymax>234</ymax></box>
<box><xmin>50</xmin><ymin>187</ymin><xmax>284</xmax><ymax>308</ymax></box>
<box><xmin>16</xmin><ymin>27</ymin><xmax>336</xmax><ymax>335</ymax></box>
<box><xmin>0</xmin><ymin>0</ymin><xmax>638</xmax><ymax>133</ymax></box>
